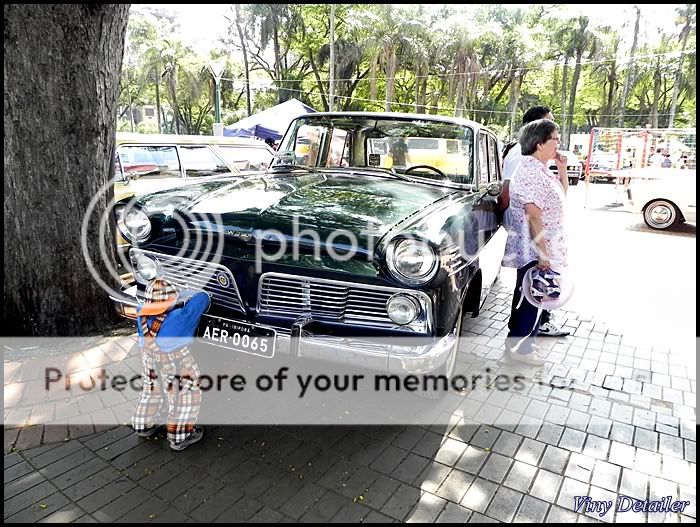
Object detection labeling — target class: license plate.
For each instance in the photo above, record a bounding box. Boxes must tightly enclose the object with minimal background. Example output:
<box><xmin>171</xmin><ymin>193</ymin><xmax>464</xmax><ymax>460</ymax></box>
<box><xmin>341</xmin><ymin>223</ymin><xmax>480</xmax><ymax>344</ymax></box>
<box><xmin>197</xmin><ymin>315</ymin><xmax>276</xmax><ymax>358</ymax></box>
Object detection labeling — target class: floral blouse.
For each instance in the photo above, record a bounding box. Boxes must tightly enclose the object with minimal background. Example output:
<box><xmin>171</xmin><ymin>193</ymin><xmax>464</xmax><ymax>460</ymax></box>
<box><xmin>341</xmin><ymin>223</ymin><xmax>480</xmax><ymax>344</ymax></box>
<box><xmin>502</xmin><ymin>155</ymin><xmax>567</xmax><ymax>271</ymax></box>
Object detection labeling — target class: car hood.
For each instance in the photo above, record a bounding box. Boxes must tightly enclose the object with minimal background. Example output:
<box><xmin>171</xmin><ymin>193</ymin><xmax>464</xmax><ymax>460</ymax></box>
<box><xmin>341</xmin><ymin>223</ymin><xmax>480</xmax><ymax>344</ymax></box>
<box><xmin>134</xmin><ymin>172</ymin><xmax>457</xmax><ymax>254</ymax></box>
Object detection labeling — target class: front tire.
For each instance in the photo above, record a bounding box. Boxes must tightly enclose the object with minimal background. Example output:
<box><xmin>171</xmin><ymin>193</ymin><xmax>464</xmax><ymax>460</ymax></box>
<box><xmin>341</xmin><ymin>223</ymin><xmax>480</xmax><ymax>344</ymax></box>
<box><xmin>643</xmin><ymin>200</ymin><xmax>679</xmax><ymax>230</ymax></box>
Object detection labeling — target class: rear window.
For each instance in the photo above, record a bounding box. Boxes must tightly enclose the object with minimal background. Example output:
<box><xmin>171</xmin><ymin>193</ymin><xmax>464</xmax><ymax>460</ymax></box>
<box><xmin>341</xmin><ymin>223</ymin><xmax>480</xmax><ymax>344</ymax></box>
<box><xmin>117</xmin><ymin>145</ymin><xmax>181</xmax><ymax>179</ymax></box>
<box><xmin>179</xmin><ymin>146</ymin><xmax>229</xmax><ymax>177</ymax></box>
<box><xmin>217</xmin><ymin>145</ymin><xmax>273</xmax><ymax>172</ymax></box>
<box><xmin>407</xmin><ymin>138</ymin><xmax>439</xmax><ymax>150</ymax></box>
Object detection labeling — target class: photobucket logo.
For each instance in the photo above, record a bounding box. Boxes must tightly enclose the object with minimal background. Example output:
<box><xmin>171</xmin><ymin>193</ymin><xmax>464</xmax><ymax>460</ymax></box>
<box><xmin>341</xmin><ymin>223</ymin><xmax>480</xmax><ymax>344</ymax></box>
<box><xmin>81</xmin><ymin>176</ymin><xmax>227</xmax><ymax>302</ymax></box>
<box><xmin>253</xmin><ymin>215</ymin><xmax>381</xmax><ymax>273</ymax></box>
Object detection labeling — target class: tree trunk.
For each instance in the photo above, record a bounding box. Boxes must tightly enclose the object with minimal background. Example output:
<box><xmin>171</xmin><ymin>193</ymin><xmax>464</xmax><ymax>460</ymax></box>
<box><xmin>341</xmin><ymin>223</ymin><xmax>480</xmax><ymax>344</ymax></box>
<box><xmin>616</xmin><ymin>6</ymin><xmax>640</xmax><ymax>127</ymax></box>
<box><xmin>668</xmin><ymin>17</ymin><xmax>691</xmax><ymax>128</ymax></box>
<box><xmin>154</xmin><ymin>59</ymin><xmax>162</xmax><ymax>134</ymax></box>
<box><xmin>369</xmin><ymin>53</ymin><xmax>379</xmax><ymax>103</ymax></box>
<box><xmin>560</xmin><ymin>56</ymin><xmax>569</xmax><ymax>128</ymax></box>
<box><xmin>4</xmin><ymin>4</ymin><xmax>130</xmax><ymax>336</ymax></box>
<box><xmin>565</xmin><ymin>50</ymin><xmax>583</xmax><ymax>149</ymax></box>
<box><xmin>235</xmin><ymin>4</ymin><xmax>252</xmax><ymax>116</ymax></box>
<box><xmin>385</xmin><ymin>47</ymin><xmax>396</xmax><ymax>112</ymax></box>
<box><xmin>651</xmin><ymin>58</ymin><xmax>662</xmax><ymax>128</ymax></box>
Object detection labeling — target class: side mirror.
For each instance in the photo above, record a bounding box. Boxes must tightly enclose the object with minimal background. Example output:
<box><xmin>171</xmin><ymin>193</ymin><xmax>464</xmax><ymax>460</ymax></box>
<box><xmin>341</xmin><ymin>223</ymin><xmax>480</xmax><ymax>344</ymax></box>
<box><xmin>486</xmin><ymin>181</ymin><xmax>502</xmax><ymax>197</ymax></box>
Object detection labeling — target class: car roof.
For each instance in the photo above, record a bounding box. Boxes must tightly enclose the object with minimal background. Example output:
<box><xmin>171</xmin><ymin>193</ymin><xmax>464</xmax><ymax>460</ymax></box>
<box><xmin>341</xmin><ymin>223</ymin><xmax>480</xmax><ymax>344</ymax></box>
<box><xmin>116</xmin><ymin>132</ymin><xmax>272</xmax><ymax>149</ymax></box>
<box><xmin>296</xmin><ymin>111</ymin><xmax>493</xmax><ymax>133</ymax></box>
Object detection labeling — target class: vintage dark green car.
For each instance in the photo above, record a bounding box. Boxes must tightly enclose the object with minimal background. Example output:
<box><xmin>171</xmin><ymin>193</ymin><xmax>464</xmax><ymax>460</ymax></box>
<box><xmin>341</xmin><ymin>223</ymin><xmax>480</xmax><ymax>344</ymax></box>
<box><xmin>113</xmin><ymin>112</ymin><xmax>507</xmax><ymax>377</ymax></box>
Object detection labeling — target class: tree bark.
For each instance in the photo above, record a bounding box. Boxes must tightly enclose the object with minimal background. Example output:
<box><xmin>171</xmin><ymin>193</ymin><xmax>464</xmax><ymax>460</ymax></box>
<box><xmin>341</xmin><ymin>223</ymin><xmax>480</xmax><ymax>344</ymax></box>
<box><xmin>234</xmin><ymin>4</ymin><xmax>252</xmax><ymax>117</ymax></box>
<box><xmin>565</xmin><ymin>50</ymin><xmax>583</xmax><ymax>149</ymax></box>
<box><xmin>616</xmin><ymin>6</ymin><xmax>640</xmax><ymax>127</ymax></box>
<box><xmin>385</xmin><ymin>47</ymin><xmax>396</xmax><ymax>112</ymax></box>
<box><xmin>651</xmin><ymin>58</ymin><xmax>662</xmax><ymax>128</ymax></box>
<box><xmin>4</xmin><ymin>4</ymin><xmax>130</xmax><ymax>336</ymax></box>
<box><xmin>668</xmin><ymin>14</ymin><xmax>691</xmax><ymax>128</ymax></box>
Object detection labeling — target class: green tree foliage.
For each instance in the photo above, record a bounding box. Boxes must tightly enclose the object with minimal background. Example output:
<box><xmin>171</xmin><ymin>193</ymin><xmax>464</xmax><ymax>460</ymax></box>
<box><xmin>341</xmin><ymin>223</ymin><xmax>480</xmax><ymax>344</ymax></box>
<box><xmin>123</xmin><ymin>4</ymin><xmax>697</xmax><ymax>138</ymax></box>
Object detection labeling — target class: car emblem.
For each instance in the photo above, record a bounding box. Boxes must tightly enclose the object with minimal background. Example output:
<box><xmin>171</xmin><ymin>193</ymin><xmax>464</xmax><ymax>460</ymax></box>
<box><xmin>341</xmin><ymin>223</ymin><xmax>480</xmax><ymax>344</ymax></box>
<box><xmin>217</xmin><ymin>273</ymin><xmax>230</xmax><ymax>288</ymax></box>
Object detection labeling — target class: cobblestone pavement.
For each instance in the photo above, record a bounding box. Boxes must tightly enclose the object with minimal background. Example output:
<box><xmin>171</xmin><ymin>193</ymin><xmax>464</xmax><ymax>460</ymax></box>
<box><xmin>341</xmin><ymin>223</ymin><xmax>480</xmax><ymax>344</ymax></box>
<box><xmin>4</xmin><ymin>193</ymin><xmax>696</xmax><ymax>523</ymax></box>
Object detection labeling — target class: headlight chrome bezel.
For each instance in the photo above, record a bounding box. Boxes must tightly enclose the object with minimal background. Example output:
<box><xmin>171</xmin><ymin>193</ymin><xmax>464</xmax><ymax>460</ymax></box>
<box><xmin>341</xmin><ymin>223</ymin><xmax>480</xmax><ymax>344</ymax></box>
<box><xmin>386</xmin><ymin>238</ymin><xmax>439</xmax><ymax>286</ymax></box>
<box><xmin>116</xmin><ymin>204</ymin><xmax>152</xmax><ymax>243</ymax></box>
<box><xmin>386</xmin><ymin>293</ymin><xmax>421</xmax><ymax>325</ymax></box>
<box><xmin>131</xmin><ymin>253</ymin><xmax>161</xmax><ymax>283</ymax></box>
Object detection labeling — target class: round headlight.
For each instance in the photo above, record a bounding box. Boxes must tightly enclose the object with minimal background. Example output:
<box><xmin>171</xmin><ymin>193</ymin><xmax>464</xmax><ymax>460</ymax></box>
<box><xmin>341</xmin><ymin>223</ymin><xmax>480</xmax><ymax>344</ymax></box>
<box><xmin>133</xmin><ymin>255</ymin><xmax>159</xmax><ymax>282</ymax></box>
<box><xmin>387</xmin><ymin>239</ymin><xmax>438</xmax><ymax>285</ymax></box>
<box><xmin>386</xmin><ymin>294</ymin><xmax>420</xmax><ymax>325</ymax></box>
<box><xmin>118</xmin><ymin>207</ymin><xmax>151</xmax><ymax>242</ymax></box>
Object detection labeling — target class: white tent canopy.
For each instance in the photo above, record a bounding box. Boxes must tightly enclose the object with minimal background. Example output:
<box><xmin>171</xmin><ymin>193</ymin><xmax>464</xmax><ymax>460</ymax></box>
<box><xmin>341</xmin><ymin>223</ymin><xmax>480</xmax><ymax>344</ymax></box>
<box><xmin>223</xmin><ymin>98</ymin><xmax>316</xmax><ymax>141</ymax></box>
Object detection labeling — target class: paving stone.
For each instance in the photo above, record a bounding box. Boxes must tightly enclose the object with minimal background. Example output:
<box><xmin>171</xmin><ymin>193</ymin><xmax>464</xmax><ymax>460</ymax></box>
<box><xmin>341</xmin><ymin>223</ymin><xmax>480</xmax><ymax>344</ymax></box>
<box><xmin>469</xmin><ymin>425</ymin><xmax>499</xmax><ymax>449</ymax></box>
<box><xmin>633</xmin><ymin>428</ymin><xmax>658</xmax><ymax>452</ymax></box>
<box><xmin>514</xmin><ymin>438</ymin><xmax>545</xmax><ymax>466</ymax></box>
<box><xmin>434</xmin><ymin>468</ymin><xmax>473</xmax><ymax>504</ymax></box>
<box><xmin>390</xmin><ymin>453</ymin><xmax>430</xmax><ymax>486</ymax></box>
<box><xmin>4</xmin><ymin>487</ymin><xmax>70</xmax><ymax>523</ymax></box>
<box><xmin>537</xmin><ymin>423</ymin><xmax>565</xmax><ymax>445</ymax></box>
<box><xmin>559</xmin><ymin>428</ymin><xmax>587</xmax><ymax>453</ymax></box>
<box><xmin>609</xmin><ymin>421</ymin><xmax>634</xmax><ymax>444</ymax></box>
<box><xmin>75</xmin><ymin>476</ymin><xmax>137</xmax><ymax>514</ymax></box>
<box><xmin>381</xmin><ymin>483</ymin><xmax>420</xmax><ymax>521</ymax></box>
<box><xmin>189</xmin><ymin>486</ymin><xmax>244</xmax><ymax>522</ymax></box>
<box><xmin>220</xmin><ymin>496</ymin><xmax>265</xmax><ymax>522</ymax></box>
<box><xmin>584</xmin><ymin>486</ymin><xmax>617</xmax><ymax>522</ymax></box>
<box><xmin>484</xmin><ymin>485</ymin><xmax>523</xmax><ymax>522</ymax></box>
<box><xmin>530</xmin><ymin>469</ymin><xmax>563</xmax><ymax>502</ymax></box>
<box><xmin>460</xmin><ymin>477</ymin><xmax>497</xmax><ymax>513</ymax></box>
<box><xmin>4</xmin><ymin>460</ymin><xmax>35</xmax><ymax>483</ymax></box>
<box><xmin>435</xmin><ymin>502</ymin><xmax>472</xmax><ymax>523</ymax></box>
<box><xmin>582</xmin><ymin>434</ymin><xmax>610</xmax><ymax>460</ymax></box>
<box><xmin>501</xmin><ymin>460</ymin><xmax>535</xmax><ymax>493</ymax></box>
<box><xmin>491</xmin><ymin>430</ymin><xmax>522</xmax><ymax>458</ymax></box>
<box><xmin>301</xmin><ymin>491</ymin><xmax>348</xmax><ymax>523</ymax></box>
<box><xmin>404</xmin><ymin>492</ymin><xmax>447</xmax><ymax>523</ymax></box>
<box><xmin>540</xmin><ymin>445</ymin><xmax>570</xmax><ymax>474</ymax></box>
<box><xmin>659</xmin><ymin>433</ymin><xmax>685</xmax><ymax>459</ymax></box>
<box><xmin>4</xmin><ymin>479</ymin><xmax>59</xmax><ymax>518</ymax></box>
<box><xmin>514</xmin><ymin>495</ymin><xmax>550</xmax><ymax>523</ymax></box>
<box><xmin>455</xmin><ymin>445</ymin><xmax>489</xmax><ymax>475</ymax></box>
<box><xmin>479</xmin><ymin>453</ymin><xmax>512</xmax><ymax>484</ymax></box>
<box><xmin>62</xmin><ymin>466</ymin><xmax>121</xmax><ymax>501</ymax></box>
<box><xmin>362</xmin><ymin>475</ymin><xmax>401</xmax><ymax>510</ymax></box>
<box><xmin>684</xmin><ymin>440</ymin><xmax>696</xmax><ymax>463</ymax></box>
<box><xmin>434</xmin><ymin>438</ymin><xmax>468</xmax><ymax>466</ymax></box>
<box><xmin>547</xmin><ymin>505</ymin><xmax>579</xmax><ymax>523</ymax></box>
<box><xmin>556</xmin><ymin>477</ymin><xmax>589</xmax><ymax>510</ymax></box>
<box><xmin>634</xmin><ymin>449</ymin><xmax>662</xmax><ymax>477</ymax></box>
<box><xmin>468</xmin><ymin>512</ymin><xmax>499</xmax><ymax>523</ymax></box>
<box><xmin>590</xmin><ymin>459</ymin><xmax>621</xmax><ymax>492</ymax></box>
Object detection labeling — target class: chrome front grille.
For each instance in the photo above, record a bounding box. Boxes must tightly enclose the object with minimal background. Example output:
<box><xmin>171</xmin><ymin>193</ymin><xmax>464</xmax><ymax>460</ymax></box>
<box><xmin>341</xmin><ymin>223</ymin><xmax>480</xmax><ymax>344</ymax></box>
<box><xmin>130</xmin><ymin>249</ymin><xmax>245</xmax><ymax>314</ymax></box>
<box><xmin>258</xmin><ymin>273</ymin><xmax>432</xmax><ymax>332</ymax></box>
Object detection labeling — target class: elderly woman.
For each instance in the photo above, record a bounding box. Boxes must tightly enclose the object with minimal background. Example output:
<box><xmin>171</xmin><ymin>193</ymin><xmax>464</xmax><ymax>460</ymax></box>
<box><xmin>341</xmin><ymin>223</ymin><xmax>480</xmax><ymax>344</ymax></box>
<box><xmin>503</xmin><ymin>119</ymin><xmax>568</xmax><ymax>366</ymax></box>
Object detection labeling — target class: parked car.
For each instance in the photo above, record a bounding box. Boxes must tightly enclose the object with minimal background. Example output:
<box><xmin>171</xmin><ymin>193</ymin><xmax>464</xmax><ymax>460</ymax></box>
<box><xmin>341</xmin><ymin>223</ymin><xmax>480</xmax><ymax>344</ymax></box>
<box><xmin>114</xmin><ymin>133</ymin><xmax>274</xmax><ymax>249</ymax></box>
<box><xmin>548</xmin><ymin>150</ymin><xmax>582</xmax><ymax>186</ymax></box>
<box><xmin>115</xmin><ymin>133</ymin><xmax>274</xmax><ymax>201</ymax></box>
<box><xmin>112</xmin><ymin>112</ymin><xmax>507</xmax><ymax>378</ymax></box>
<box><xmin>625</xmin><ymin>168</ymin><xmax>696</xmax><ymax>229</ymax></box>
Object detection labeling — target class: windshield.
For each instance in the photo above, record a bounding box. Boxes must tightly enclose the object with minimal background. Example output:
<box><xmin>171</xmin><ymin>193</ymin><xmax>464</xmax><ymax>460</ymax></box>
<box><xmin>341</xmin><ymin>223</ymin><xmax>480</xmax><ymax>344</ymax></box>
<box><xmin>274</xmin><ymin>115</ymin><xmax>475</xmax><ymax>185</ymax></box>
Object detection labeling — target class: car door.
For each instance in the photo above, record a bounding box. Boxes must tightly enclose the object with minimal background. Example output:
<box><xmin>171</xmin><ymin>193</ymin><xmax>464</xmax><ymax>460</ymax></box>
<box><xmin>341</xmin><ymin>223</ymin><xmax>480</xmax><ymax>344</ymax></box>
<box><xmin>477</xmin><ymin>132</ymin><xmax>508</xmax><ymax>305</ymax></box>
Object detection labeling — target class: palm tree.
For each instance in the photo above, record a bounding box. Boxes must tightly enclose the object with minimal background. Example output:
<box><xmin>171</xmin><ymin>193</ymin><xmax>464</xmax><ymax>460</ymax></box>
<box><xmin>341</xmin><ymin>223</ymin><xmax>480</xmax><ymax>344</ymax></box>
<box><xmin>668</xmin><ymin>4</ymin><xmax>696</xmax><ymax>127</ymax></box>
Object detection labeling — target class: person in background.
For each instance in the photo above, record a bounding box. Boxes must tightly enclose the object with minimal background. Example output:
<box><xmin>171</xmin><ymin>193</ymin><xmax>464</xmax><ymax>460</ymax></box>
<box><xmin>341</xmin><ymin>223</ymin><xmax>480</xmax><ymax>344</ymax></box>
<box><xmin>649</xmin><ymin>148</ymin><xmax>664</xmax><ymax>167</ymax></box>
<box><xmin>389</xmin><ymin>135</ymin><xmax>411</xmax><ymax>169</ymax></box>
<box><xmin>661</xmin><ymin>153</ymin><xmax>673</xmax><ymax>168</ymax></box>
<box><xmin>501</xmin><ymin>106</ymin><xmax>570</xmax><ymax>338</ymax></box>
<box><xmin>131</xmin><ymin>278</ymin><xmax>210</xmax><ymax>451</ymax></box>
<box><xmin>502</xmin><ymin>119</ymin><xmax>569</xmax><ymax>365</ymax></box>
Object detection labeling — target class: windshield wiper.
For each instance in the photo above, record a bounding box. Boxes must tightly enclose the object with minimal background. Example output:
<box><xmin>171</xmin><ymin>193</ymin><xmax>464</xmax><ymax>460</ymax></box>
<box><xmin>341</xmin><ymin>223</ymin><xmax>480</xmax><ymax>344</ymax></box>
<box><xmin>354</xmin><ymin>166</ymin><xmax>413</xmax><ymax>182</ymax></box>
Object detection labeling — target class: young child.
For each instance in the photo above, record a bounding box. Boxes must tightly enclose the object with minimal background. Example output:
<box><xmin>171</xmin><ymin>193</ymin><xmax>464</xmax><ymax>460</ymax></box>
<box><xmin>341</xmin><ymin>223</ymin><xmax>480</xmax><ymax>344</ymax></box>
<box><xmin>131</xmin><ymin>278</ymin><xmax>210</xmax><ymax>451</ymax></box>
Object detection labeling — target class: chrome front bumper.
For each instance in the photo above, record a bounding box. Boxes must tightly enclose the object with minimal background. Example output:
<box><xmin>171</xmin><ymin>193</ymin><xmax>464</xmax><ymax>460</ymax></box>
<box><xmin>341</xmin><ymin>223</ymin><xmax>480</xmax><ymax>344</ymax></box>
<box><xmin>110</xmin><ymin>288</ymin><xmax>455</xmax><ymax>375</ymax></box>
